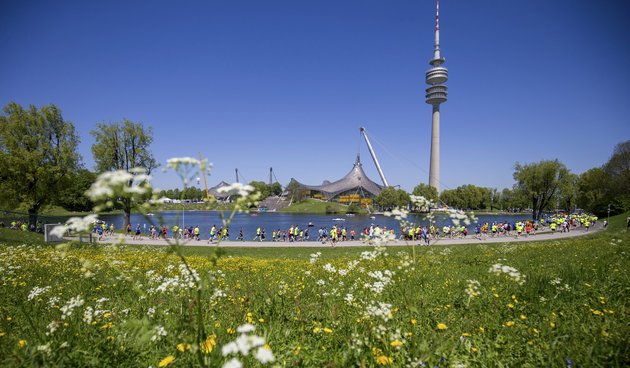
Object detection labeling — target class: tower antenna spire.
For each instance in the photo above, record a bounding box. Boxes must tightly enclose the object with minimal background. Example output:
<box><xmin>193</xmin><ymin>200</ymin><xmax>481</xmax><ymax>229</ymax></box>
<box><xmin>434</xmin><ymin>0</ymin><xmax>441</xmax><ymax>60</ymax></box>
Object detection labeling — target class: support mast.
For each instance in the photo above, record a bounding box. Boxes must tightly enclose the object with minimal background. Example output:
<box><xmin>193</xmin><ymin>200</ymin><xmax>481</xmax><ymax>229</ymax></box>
<box><xmin>360</xmin><ymin>127</ymin><xmax>389</xmax><ymax>187</ymax></box>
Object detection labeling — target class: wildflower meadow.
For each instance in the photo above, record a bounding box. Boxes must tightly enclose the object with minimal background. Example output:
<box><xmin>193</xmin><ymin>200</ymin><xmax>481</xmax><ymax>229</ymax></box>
<box><xmin>0</xmin><ymin>160</ymin><xmax>628</xmax><ymax>367</ymax></box>
<box><xmin>1</xmin><ymin>214</ymin><xmax>628</xmax><ymax>367</ymax></box>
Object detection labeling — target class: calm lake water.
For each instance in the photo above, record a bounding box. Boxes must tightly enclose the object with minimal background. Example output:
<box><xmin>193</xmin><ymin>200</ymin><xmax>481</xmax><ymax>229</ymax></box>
<box><xmin>55</xmin><ymin>211</ymin><xmax>532</xmax><ymax>239</ymax></box>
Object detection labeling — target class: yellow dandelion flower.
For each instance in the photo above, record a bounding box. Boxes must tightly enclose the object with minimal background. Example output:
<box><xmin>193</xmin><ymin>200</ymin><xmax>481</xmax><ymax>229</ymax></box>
<box><xmin>101</xmin><ymin>322</ymin><xmax>113</xmax><ymax>329</ymax></box>
<box><xmin>18</xmin><ymin>339</ymin><xmax>27</xmax><ymax>348</ymax></box>
<box><xmin>504</xmin><ymin>321</ymin><xmax>515</xmax><ymax>327</ymax></box>
<box><xmin>584</xmin><ymin>283</ymin><xmax>592</xmax><ymax>287</ymax></box>
<box><xmin>259</xmin><ymin>318</ymin><xmax>265</xmax><ymax>323</ymax></box>
<box><xmin>376</xmin><ymin>355</ymin><xmax>393</xmax><ymax>365</ymax></box>
<box><xmin>410</xmin><ymin>319</ymin><xmax>417</xmax><ymax>325</ymax></box>
<box><xmin>313</xmin><ymin>327</ymin><xmax>321</xmax><ymax>334</ymax></box>
<box><xmin>549</xmin><ymin>321</ymin><xmax>556</xmax><ymax>328</ymax></box>
<box><xmin>470</xmin><ymin>347</ymin><xmax>478</xmax><ymax>353</ymax></box>
<box><xmin>323</xmin><ymin>327</ymin><xmax>333</xmax><ymax>334</ymax></box>
<box><xmin>507</xmin><ymin>303</ymin><xmax>515</xmax><ymax>309</ymax></box>
<box><xmin>390</xmin><ymin>340</ymin><xmax>403</xmax><ymax>347</ymax></box>
<box><xmin>601</xmin><ymin>330</ymin><xmax>609</xmax><ymax>337</ymax></box>
<box><xmin>0</xmin><ymin>331</ymin><xmax>5</xmax><ymax>337</ymax></box>
<box><xmin>158</xmin><ymin>355</ymin><xmax>175</xmax><ymax>367</ymax></box>
<box><xmin>103</xmin><ymin>312</ymin><xmax>111</xmax><ymax>318</ymax></box>
<box><xmin>590</xmin><ymin>309</ymin><xmax>604</xmax><ymax>316</ymax></box>
<box><xmin>201</xmin><ymin>334</ymin><xmax>216</xmax><ymax>354</ymax></box>
<box><xmin>227</xmin><ymin>328</ymin><xmax>235</xmax><ymax>334</ymax></box>
<box><xmin>214</xmin><ymin>321</ymin><xmax>221</xmax><ymax>328</ymax></box>
<box><xmin>493</xmin><ymin>293</ymin><xmax>499</xmax><ymax>298</ymax></box>
<box><xmin>177</xmin><ymin>343</ymin><xmax>191</xmax><ymax>352</ymax></box>
<box><xmin>520</xmin><ymin>314</ymin><xmax>527</xmax><ymax>320</ymax></box>
<box><xmin>462</xmin><ymin>332</ymin><xmax>471</xmax><ymax>337</ymax></box>
<box><xmin>437</xmin><ymin>323</ymin><xmax>448</xmax><ymax>330</ymax></box>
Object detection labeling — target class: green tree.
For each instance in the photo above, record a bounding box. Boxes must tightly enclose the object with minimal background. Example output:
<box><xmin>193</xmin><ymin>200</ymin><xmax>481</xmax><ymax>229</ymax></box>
<box><xmin>269</xmin><ymin>182</ymin><xmax>283</xmax><ymax>197</ymax></box>
<box><xmin>412</xmin><ymin>183</ymin><xmax>438</xmax><ymax>203</ymax></box>
<box><xmin>286</xmin><ymin>180</ymin><xmax>306</xmax><ymax>203</ymax></box>
<box><xmin>513</xmin><ymin>159</ymin><xmax>571</xmax><ymax>220</ymax></box>
<box><xmin>249</xmin><ymin>181</ymin><xmax>271</xmax><ymax>201</ymax></box>
<box><xmin>0</xmin><ymin>103</ymin><xmax>81</xmax><ymax>228</ymax></box>
<box><xmin>603</xmin><ymin>140</ymin><xmax>630</xmax><ymax>212</ymax></box>
<box><xmin>91</xmin><ymin>119</ymin><xmax>158</xmax><ymax>227</ymax></box>
<box><xmin>55</xmin><ymin>169</ymin><xmax>96</xmax><ymax>212</ymax></box>
<box><xmin>375</xmin><ymin>187</ymin><xmax>410</xmax><ymax>210</ymax></box>
<box><xmin>576</xmin><ymin>167</ymin><xmax>609</xmax><ymax>215</ymax></box>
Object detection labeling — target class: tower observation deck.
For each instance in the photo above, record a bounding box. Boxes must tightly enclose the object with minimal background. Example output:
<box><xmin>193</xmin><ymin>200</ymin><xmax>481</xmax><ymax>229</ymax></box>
<box><xmin>425</xmin><ymin>0</ymin><xmax>448</xmax><ymax>192</ymax></box>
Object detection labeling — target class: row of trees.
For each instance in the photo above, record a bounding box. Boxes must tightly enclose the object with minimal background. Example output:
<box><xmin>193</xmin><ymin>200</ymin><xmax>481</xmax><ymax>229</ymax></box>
<box><xmin>0</xmin><ymin>103</ymin><xmax>157</xmax><ymax>228</ymax></box>
<box><xmin>373</xmin><ymin>147</ymin><xmax>629</xmax><ymax>220</ymax></box>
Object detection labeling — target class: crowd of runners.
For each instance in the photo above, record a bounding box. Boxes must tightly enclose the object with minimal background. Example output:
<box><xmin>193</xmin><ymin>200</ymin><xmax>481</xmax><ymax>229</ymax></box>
<box><xmin>85</xmin><ymin>212</ymin><xmax>600</xmax><ymax>245</ymax></box>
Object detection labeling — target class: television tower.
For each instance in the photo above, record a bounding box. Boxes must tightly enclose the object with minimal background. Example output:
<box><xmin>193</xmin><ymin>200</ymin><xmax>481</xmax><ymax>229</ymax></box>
<box><xmin>425</xmin><ymin>0</ymin><xmax>448</xmax><ymax>192</ymax></box>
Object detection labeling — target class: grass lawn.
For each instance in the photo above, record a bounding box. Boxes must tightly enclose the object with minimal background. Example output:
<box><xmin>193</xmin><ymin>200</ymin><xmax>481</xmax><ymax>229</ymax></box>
<box><xmin>0</xmin><ymin>213</ymin><xmax>628</xmax><ymax>367</ymax></box>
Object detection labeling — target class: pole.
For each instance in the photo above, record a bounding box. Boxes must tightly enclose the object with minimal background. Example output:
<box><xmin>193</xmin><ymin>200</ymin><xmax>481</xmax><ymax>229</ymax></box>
<box><xmin>199</xmin><ymin>152</ymin><xmax>210</xmax><ymax>201</ymax></box>
<box><xmin>360</xmin><ymin>127</ymin><xmax>390</xmax><ymax>187</ymax></box>
<box><xmin>182</xmin><ymin>202</ymin><xmax>185</xmax><ymax>230</ymax></box>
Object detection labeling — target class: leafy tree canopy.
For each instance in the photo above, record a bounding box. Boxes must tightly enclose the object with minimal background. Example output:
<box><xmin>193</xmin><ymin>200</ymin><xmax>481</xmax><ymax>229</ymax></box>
<box><xmin>0</xmin><ymin>102</ymin><xmax>81</xmax><ymax>226</ymax></box>
<box><xmin>91</xmin><ymin>119</ymin><xmax>158</xmax><ymax>227</ymax></box>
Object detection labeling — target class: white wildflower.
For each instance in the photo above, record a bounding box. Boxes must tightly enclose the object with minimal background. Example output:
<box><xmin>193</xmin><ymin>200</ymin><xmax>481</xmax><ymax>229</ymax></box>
<box><xmin>255</xmin><ymin>346</ymin><xmax>275</xmax><ymax>364</ymax></box>
<box><xmin>236</xmin><ymin>323</ymin><xmax>256</xmax><ymax>334</ymax></box>
<box><xmin>27</xmin><ymin>286</ymin><xmax>51</xmax><ymax>301</ymax></box>
<box><xmin>222</xmin><ymin>358</ymin><xmax>242</xmax><ymax>368</ymax></box>
<box><xmin>60</xmin><ymin>295</ymin><xmax>85</xmax><ymax>319</ymax></box>
<box><xmin>217</xmin><ymin>183</ymin><xmax>255</xmax><ymax>197</ymax></box>
<box><xmin>489</xmin><ymin>263</ymin><xmax>526</xmax><ymax>285</ymax></box>
<box><xmin>151</xmin><ymin>325</ymin><xmax>167</xmax><ymax>342</ymax></box>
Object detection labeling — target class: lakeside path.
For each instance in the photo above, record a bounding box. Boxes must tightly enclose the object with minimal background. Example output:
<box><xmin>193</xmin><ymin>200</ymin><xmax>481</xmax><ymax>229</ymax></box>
<box><xmin>87</xmin><ymin>223</ymin><xmax>605</xmax><ymax>248</ymax></box>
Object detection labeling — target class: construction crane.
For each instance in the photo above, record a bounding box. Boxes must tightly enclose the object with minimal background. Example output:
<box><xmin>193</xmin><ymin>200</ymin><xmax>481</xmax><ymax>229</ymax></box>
<box><xmin>360</xmin><ymin>127</ymin><xmax>389</xmax><ymax>187</ymax></box>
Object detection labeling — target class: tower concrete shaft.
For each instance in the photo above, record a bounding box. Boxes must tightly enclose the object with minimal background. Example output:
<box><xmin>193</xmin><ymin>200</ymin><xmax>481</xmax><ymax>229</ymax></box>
<box><xmin>425</xmin><ymin>0</ymin><xmax>447</xmax><ymax>193</ymax></box>
<box><xmin>429</xmin><ymin>105</ymin><xmax>440</xmax><ymax>190</ymax></box>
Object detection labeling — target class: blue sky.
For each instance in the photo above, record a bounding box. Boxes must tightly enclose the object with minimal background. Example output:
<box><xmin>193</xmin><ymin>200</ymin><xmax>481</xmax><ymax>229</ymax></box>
<box><xmin>1</xmin><ymin>0</ymin><xmax>629</xmax><ymax>192</ymax></box>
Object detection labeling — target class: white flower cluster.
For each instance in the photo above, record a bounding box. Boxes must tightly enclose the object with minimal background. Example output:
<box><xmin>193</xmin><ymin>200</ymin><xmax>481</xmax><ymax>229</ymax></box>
<box><xmin>221</xmin><ymin>324</ymin><xmax>275</xmax><ymax>368</ymax></box>
<box><xmin>83</xmin><ymin>306</ymin><xmax>94</xmax><ymax>324</ymax></box>
<box><xmin>465</xmin><ymin>279</ymin><xmax>481</xmax><ymax>298</ymax></box>
<box><xmin>27</xmin><ymin>285</ymin><xmax>51</xmax><ymax>301</ymax></box>
<box><xmin>50</xmin><ymin>214</ymin><xmax>100</xmax><ymax>238</ymax></box>
<box><xmin>86</xmin><ymin>169</ymin><xmax>151</xmax><ymax>201</ymax></box>
<box><xmin>410</xmin><ymin>195</ymin><xmax>435</xmax><ymax>212</ymax></box>
<box><xmin>151</xmin><ymin>325</ymin><xmax>168</xmax><ymax>342</ymax></box>
<box><xmin>277</xmin><ymin>281</ymin><xmax>288</xmax><ymax>296</ymax></box>
<box><xmin>364</xmin><ymin>302</ymin><xmax>393</xmax><ymax>322</ymax></box>
<box><xmin>60</xmin><ymin>295</ymin><xmax>85</xmax><ymax>320</ymax></box>
<box><xmin>447</xmin><ymin>208</ymin><xmax>476</xmax><ymax>226</ymax></box>
<box><xmin>309</xmin><ymin>252</ymin><xmax>322</xmax><ymax>265</ymax></box>
<box><xmin>383</xmin><ymin>208</ymin><xmax>408</xmax><ymax>221</ymax></box>
<box><xmin>47</xmin><ymin>321</ymin><xmax>61</xmax><ymax>335</ymax></box>
<box><xmin>149</xmin><ymin>264</ymin><xmax>202</xmax><ymax>294</ymax></box>
<box><xmin>217</xmin><ymin>183</ymin><xmax>256</xmax><ymax>197</ymax></box>
<box><xmin>322</xmin><ymin>263</ymin><xmax>337</xmax><ymax>273</ymax></box>
<box><xmin>489</xmin><ymin>263</ymin><xmax>526</xmax><ymax>285</ymax></box>
<box><xmin>360</xmin><ymin>250</ymin><xmax>378</xmax><ymax>261</ymax></box>
<box><xmin>364</xmin><ymin>270</ymin><xmax>395</xmax><ymax>295</ymax></box>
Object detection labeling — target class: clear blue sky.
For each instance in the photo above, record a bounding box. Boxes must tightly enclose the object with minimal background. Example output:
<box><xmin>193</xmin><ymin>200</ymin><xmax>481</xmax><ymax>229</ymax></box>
<box><xmin>1</xmin><ymin>0</ymin><xmax>629</xmax><ymax>192</ymax></box>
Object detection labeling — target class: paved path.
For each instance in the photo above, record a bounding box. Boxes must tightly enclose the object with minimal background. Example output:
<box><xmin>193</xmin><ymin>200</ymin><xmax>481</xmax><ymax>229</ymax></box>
<box><xmin>81</xmin><ymin>223</ymin><xmax>604</xmax><ymax>248</ymax></box>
